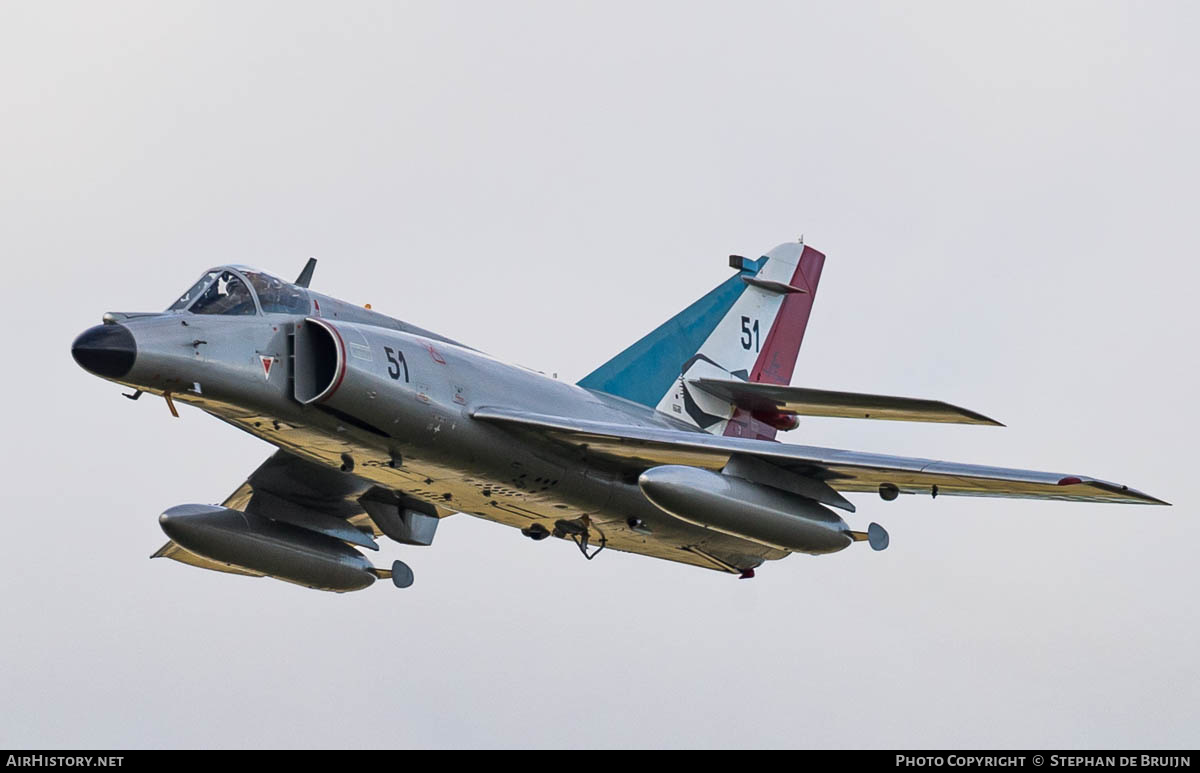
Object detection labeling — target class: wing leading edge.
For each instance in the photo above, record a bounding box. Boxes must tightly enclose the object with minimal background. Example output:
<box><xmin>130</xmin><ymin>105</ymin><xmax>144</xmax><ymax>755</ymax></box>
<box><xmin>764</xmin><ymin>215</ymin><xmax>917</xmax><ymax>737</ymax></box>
<box><xmin>471</xmin><ymin>406</ymin><xmax>1167</xmax><ymax>505</ymax></box>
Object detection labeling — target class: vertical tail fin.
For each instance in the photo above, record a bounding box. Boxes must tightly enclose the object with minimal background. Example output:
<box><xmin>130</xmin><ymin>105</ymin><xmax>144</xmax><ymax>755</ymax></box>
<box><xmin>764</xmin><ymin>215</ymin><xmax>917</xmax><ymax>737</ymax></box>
<box><xmin>578</xmin><ymin>241</ymin><xmax>825</xmax><ymax>438</ymax></box>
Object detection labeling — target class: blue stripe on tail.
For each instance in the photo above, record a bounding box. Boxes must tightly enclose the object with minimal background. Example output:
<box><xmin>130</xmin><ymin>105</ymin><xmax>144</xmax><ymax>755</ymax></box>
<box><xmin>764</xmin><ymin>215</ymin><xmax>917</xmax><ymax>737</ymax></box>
<box><xmin>578</xmin><ymin>272</ymin><xmax>751</xmax><ymax>407</ymax></box>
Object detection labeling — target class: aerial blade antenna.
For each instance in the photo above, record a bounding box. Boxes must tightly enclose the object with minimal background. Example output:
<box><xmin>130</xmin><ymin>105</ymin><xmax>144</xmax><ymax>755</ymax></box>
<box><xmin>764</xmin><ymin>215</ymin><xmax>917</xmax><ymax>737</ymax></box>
<box><xmin>295</xmin><ymin>258</ymin><xmax>317</xmax><ymax>288</ymax></box>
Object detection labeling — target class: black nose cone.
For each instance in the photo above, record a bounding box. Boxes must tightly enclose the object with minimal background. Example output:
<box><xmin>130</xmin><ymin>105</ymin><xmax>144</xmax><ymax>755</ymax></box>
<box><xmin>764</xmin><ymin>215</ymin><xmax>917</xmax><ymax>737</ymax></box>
<box><xmin>72</xmin><ymin>324</ymin><xmax>136</xmax><ymax>379</ymax></box>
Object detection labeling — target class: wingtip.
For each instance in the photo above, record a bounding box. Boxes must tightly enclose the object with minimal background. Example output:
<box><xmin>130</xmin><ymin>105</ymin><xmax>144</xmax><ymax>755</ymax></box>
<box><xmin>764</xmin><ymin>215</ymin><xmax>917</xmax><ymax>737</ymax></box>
<box><xmin>931</xmin><ymin>400</ymin><xmax>1004</xmax><ymax>427</ymax></box>
<box><xmin>1121</xmin><ymin>487</ymin><xmax>1171</xmax><ymax>506</ymax></box>
<box><xmin>1123</xmin><ymin>491</ymin><xmax>1172</xmax><ymax>506</ymax></box>
<box><xmin>1079</xmin><ymin>479</ymin><xmax>1171</xmax><ymax>506</ymax></box>
<box><xmin>962</xmin><ymin>410</ymin><xmax>1005</xmax><ymax>427</ymax></box>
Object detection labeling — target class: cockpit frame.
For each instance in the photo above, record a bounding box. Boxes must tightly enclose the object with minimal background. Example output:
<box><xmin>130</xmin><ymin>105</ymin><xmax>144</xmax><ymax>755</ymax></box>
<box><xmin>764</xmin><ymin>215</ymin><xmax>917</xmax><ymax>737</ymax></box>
<box><xmin>167</xmin><ymin>266</ymin><xmax>311</xmax><ymax>317</ymax></box>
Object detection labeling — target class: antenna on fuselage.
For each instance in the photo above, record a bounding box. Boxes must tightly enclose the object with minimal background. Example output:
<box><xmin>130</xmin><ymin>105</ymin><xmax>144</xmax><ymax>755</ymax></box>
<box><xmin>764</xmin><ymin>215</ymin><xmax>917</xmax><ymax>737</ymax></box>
<box><xmin>295</xmin><ymin>258</ymin><xmax>317</xmax><ymax>288</ymax></box>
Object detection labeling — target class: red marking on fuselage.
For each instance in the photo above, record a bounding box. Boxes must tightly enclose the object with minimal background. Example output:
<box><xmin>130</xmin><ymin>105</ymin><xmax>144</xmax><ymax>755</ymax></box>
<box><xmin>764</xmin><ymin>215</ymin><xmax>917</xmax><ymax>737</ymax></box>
<box><xmin>750</xmin><ymin>409</ymin><xmax>800</xmax><ymax>432</ymax></box>
<box><xmin>723</xmin><ymin>407</ymin><xmax>783</xmax><ymax>441</ymax></box>
<box><xmin>427</xmin><ymin>344</ymin><xmax>446</xmax><ymax>365</ymax></box>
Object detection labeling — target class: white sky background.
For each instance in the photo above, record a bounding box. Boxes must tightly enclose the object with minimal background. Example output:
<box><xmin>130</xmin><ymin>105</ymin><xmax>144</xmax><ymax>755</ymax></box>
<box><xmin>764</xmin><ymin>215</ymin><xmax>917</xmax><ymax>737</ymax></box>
<box><xmin>1</xmin><ymin>0</ymin><xmax>1196</xmax><ymax>749</ymax></box>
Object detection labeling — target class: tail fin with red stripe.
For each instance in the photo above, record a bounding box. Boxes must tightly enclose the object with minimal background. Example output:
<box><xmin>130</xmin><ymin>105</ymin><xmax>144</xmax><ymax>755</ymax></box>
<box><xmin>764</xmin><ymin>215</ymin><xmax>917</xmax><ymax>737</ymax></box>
<box><xmin>577</xmin><ymin>240</ymin><xmax>825</xmax><ymax>439</ymax></box>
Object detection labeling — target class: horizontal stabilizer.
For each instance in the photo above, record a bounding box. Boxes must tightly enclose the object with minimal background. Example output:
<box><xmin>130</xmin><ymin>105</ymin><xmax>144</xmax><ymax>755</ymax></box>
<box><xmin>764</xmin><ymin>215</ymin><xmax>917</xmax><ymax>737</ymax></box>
<box><xmin>689</xmin><ymin>378</ymin><xmax>1003</xmax><ymax>426</ymax></box>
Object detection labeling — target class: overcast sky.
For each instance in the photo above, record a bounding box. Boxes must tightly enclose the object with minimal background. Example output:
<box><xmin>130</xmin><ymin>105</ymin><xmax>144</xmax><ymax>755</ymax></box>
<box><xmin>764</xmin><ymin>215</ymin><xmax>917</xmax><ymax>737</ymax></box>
<box><xmin>2</xmin><ymin>0</ymin><xmax>1196</xmax><ymax>749</ymax></box>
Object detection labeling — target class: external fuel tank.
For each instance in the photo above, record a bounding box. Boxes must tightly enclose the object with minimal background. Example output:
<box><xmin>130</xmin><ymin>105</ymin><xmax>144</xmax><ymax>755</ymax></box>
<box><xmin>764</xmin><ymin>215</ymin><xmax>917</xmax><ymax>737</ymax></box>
<box><xmin>158</xmin><ymin>504</ymin><xmax>379</xmax><ymax>592</ymax></box>
<box><xmin>638</xmin><ymin>465</ymin><xmax>854</xmax><ymax>555</ymax></box>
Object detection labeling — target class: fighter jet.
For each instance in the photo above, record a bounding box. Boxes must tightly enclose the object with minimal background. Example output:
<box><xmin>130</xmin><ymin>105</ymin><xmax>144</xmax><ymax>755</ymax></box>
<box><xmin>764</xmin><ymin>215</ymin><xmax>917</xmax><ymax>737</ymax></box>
<box><xmin>70</xmin><ymin>241</ymin><xmax>1167</xmax><ymax>591</ymax></box>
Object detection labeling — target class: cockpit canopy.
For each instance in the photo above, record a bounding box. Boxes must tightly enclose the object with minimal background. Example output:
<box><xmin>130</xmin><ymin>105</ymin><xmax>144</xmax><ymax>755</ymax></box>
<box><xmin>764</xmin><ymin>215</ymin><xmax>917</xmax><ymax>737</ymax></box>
<box><xmin>168</xmin><ymin>267</ymin><xmax>310</xmax><ymax>315</ymax></box>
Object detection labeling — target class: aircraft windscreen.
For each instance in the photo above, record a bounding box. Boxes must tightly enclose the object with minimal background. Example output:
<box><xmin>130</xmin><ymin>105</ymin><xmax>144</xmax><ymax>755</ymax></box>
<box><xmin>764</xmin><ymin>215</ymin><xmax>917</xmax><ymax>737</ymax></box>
<box><xmin>168</xmin><ymin>271</ymin><xmax>219</xmax><ymax>311</ymax></box>
<box><xmin>190</xmin><ymin>271</ymin><xmax>257</xmax><ymax>316</ymax></box>
<box><xmin>243</xmin><ymin>271</ymin><xmax>310</xmax><ymax>314</ymax></box>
